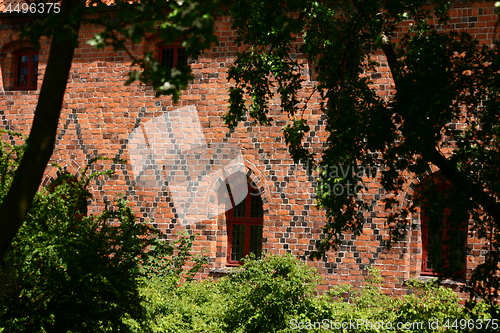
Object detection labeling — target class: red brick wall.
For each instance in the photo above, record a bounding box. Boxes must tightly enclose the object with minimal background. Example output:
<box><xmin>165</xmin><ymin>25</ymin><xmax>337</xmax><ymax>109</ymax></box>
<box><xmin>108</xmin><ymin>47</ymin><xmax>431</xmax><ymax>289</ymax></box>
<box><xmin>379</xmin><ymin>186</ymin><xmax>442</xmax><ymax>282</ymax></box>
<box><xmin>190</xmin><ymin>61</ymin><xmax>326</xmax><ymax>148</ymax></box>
<box><xmin>0</xmin><ymin>1</ymin><xmax>498</xmax><ymax>296</ymax></box>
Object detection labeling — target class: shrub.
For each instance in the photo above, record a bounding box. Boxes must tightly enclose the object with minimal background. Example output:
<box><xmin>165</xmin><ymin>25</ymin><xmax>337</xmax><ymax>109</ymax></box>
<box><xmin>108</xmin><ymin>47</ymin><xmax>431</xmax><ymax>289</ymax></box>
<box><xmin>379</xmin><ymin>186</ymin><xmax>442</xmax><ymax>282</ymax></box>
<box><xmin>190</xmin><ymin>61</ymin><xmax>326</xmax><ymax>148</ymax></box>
<box><xmin>133</xmin><ymin>253</ymin><xmax>498</xmax><ymax>333</ymax></box>
<box><xmin>319</xmin><ymin>268</ymin><xmax>397</xmax><ymax>332</ymax></box>
<box><xmin>127</xmin><ymin>232</ymin><xmax>216</xmax><ymax>333</ymax></box>
<box><xmin>0</xmin><ymin>133</ymin><xmax>206</xmax><ymax>332</ymax></box>
<box><xmin>221</xmin><ymin>253</ymin><xmax>323</xmax><ymax>333</ymax></box>
<box><xmin>131</xmin><ymin>277</ymin><xmax>228</xmax><ymax>333</ymax></box>
<box><xmin>140</xmin><ymin>230</ymin><xmax>207</xmax><ymax>281</ymax></box>
<box><xmin>0</xmin><ymin>170</ymin><xmax>153</xmax><ymax>332</ymax></box>
<box><xmin>391</xmin><ymin>280</ymin><xmax>463</xmax><ymax>332</ymax></box>
<box><xmin>321</xmin><ymin>270</ymin><xmax>498</xmax><ymax>333</ymax></box>
<box><xmin>133</xmin><ymin>254</ymin><xmax>326</xmax><ymax>333</ymax></box>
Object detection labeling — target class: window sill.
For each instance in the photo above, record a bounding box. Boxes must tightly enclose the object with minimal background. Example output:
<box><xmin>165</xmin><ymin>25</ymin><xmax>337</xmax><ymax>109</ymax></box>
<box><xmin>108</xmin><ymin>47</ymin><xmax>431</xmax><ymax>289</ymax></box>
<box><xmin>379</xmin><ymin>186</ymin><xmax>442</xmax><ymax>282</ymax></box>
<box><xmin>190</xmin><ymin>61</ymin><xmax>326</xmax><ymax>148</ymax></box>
<box><xmin>208</xmin><ymin>266</ymin><xmax>238</xmax><ymax>277</ymax></box>
<box><xmin>412</xmin><ymin>275</ymin><xmax>466</xmax><ymax>288</ymax></box>
<box><xmin>225</xmin><ymin>262</ymin><xmax>243</xmax><ymax>267</ymax></box>
<box><xmin>1</xmin><ymin>89</ymin><xmax>39</xmax><ymax>95</ymax></box>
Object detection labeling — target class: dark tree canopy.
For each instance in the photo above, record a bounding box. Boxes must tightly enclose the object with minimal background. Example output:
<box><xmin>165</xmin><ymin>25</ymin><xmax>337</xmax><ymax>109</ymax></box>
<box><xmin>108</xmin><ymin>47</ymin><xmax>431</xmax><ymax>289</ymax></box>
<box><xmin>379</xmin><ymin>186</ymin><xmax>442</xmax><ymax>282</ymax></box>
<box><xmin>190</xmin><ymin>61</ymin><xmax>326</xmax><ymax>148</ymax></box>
<box><xmin>223</xmin><ymin>0</ymin><xmax>500</xmax><ymax>306</ymax></box>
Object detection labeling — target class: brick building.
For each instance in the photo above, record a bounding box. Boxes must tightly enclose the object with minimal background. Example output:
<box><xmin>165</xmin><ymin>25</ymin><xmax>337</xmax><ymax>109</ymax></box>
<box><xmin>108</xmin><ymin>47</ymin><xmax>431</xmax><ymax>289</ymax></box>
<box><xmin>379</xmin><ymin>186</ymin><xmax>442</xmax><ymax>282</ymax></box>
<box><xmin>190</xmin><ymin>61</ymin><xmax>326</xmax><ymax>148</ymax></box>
<box><xmin>0</xmin><ymin>1</ymin><xmax>498</xmax><ymax>296</ymax></box>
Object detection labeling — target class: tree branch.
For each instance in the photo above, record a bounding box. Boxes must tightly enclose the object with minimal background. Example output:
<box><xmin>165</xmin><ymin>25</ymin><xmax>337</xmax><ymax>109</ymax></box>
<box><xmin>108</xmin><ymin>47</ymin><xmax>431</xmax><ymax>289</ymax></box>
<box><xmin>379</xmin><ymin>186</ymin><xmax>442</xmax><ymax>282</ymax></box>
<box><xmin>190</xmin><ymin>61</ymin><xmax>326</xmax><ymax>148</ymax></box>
<box><xmin>424</xmin><ymin>146</ymin><xmax>500</xmax><ymax>224</ymax></box>
<box><xmin>351</xmin><ymin>0</ymin><xmax>401</xmax><ymax>87</ymax></box>
<box><xmin>380</xmin><ymin>33</ymin><xmax>401</xmax><ymax>88</ymax></box>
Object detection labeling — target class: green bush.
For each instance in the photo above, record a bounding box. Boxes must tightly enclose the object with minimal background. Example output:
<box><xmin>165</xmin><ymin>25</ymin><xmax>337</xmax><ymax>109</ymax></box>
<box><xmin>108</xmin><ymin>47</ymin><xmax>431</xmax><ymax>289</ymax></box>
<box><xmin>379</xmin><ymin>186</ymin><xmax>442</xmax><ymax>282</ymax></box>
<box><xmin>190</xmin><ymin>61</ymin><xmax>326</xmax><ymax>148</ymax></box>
<box><xmin>140</xmin><ymin>230</ymin><xmax>207</xmax><ymax>281</ymax></box>
<box><xmin>391</xmin><ymin>280</ymin><xmax>463</xmax><ymax>332</ymax></box>
<box><xmin>129</xmin><ymin>276</ymin><xmax>228</xmax><ymax>333</ymax></box>
<box><xmin>127</xmin><ymin>232</ymin><xmax>218</xmax><ymax>333</ymax></box>
<box><xmin>0</xmin><ymin>171</ymin><xmax>152</xmax><ymax>331</ymax></box>
<box><xmin>0</xmin><ymin>132</ymin><xmax>206</xmax><ymax>332</ymax></box>
<box><xmin>133</xmin><ymin>253</ymin><xmax>326</xmax><ymax>333</ymax></box>
<box><xmin>315</xmin><ymin>268</ymin><xmax>397</xmax><ymax>333</ymax></box>
<box><xmin>314</xmin><ymin>270</ymin><xmax>498</xmax><ymax>333</ymax></box>
<box><xmin>0</xmin><ymin>180</ymin><xmax>207</xmax><ymax>332</ymax></box>
<box><xmin>134</xmin><ymin>257</ymin><xmax>498</xmax><ymax>333</ymax></box>
<box><xmin>221</xmin><ymin>254</ymin><xmax>323</xmax><ymax>333</ymax></box>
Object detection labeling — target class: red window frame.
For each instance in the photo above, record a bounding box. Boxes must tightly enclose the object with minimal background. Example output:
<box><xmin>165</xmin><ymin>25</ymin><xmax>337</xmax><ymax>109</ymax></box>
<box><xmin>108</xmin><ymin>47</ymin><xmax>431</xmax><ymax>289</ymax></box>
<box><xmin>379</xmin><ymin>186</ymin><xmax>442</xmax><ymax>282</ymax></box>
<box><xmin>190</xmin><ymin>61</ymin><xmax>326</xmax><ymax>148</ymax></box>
<box><xmin>420</xmin><ymin>183</ymin><xmax>467</xmax><ymax>278</ymax></box>
<box><xmin>14</xmin><ymin>49</ymin><xmax>39</xmax><ymax>90</ymax></box>
<box><xmin>158</xmin><ymin>44</ymin><xmax>188</xmax><ymax>68</ymax></box>
<box><xmin>226</xmin><ymin>181</ymin><xmax>264</xmax><ymax>266</ymax></box>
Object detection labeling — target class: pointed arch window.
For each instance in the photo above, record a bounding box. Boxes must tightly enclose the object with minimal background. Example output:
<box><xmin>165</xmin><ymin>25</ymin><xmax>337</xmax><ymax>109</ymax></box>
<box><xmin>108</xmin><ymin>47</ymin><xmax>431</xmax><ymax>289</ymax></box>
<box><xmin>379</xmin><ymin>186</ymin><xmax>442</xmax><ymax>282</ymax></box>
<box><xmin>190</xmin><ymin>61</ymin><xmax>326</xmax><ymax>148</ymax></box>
<box><xmin>226</xmin><ymin>179</ymin><xmax>264</xmax><ymax>265</ymax></box>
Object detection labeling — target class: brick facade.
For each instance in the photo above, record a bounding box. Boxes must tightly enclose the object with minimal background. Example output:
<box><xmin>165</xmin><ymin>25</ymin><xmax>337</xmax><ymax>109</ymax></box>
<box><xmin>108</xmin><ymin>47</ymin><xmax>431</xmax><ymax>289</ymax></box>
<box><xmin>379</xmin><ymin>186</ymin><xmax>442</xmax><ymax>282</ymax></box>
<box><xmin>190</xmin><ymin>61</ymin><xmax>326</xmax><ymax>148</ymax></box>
<box><xmin>0</xmin><ymin>1</ymin><xmax>498</xmax><ymax>297</ymax></box>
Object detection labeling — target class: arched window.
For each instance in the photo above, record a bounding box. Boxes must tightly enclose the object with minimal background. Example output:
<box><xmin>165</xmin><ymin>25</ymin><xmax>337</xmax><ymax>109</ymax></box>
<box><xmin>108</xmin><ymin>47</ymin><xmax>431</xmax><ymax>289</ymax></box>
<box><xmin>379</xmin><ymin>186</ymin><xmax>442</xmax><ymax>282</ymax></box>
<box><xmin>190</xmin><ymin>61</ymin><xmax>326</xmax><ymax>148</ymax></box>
<box><xmin>225</xmin><ymin>178</ymin><xmax>264</xmax><ymax>265</ymax></box>
<box><xmin>419</xmin><ymin>176</ymin><xmax>467</xmax><ymax>278</ymax></box>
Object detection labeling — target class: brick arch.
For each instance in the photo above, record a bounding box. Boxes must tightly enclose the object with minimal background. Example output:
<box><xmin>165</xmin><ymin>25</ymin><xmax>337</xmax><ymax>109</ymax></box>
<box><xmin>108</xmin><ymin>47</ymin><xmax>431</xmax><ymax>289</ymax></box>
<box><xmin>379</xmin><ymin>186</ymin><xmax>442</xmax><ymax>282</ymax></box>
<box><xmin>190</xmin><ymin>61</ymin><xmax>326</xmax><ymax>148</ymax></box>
<box><xmin>204</xmin><ymin>158</ymin><xmax>270</xmax><ymax>268</ymax></box>
<box><xmin>42</xmin><ymin>160</ymin><xmax>84</xmax><ymax>187</ymax></box>
<box><xmin>41</xmin><ymin>161</ymin><xmax>96</xmax><ymax>200</ymax></box>
<box><xmin>204</xmin><ymin>157</ymin><xmax>271</xmax><ymax>219</ymax></box>
<box><xmin>0</xmin><ymin>37</ymin><xmax>38</xmax><ymax>91</ymax></box>
<box><xmin>0</xmin><ymin>34</ymin><xmax>24</xmax><ymax>51</ymax></box>
<box><xmin>42</xmin><ymin>160</ymin><xmax>98</xmax><ymax>212</ymax></box>
<box><xmin>397</xmin><ymin>165</ymin><xmax>441</xmax><ymax>209</ymax></box>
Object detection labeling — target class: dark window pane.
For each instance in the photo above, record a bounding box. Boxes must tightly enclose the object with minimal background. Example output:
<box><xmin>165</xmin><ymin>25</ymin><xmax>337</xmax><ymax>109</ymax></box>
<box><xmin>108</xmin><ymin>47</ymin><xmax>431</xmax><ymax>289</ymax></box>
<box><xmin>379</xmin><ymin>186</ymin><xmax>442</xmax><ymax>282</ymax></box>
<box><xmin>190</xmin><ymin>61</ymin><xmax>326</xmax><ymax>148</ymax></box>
<box><xmin>250</xmin><ymin>193</ymin><xmax>263</xmax><ymax>218</ymax></box>
<box><xmin>231</xmin><ymin>224</ymin><xmax>245</xmax><ymax>261</ymax></box>
<box><xmin>233</xmin><ymin>198</ymin><xmax>246</xmax><ymax>217</ymax></box>
<box><xmin>250</xmin><ymin>225</ymin><xmax>263</xmax><ymax>257</ymax></box>
<box><xmin>161</xmin><ymin>48</ymin><xmax>174</xmax><ymax>68</ymax></box>
<box><xmin>448</xmin><ymin>229</ymin><xmax>467</xmax><ymax>274</ymax></box>
<box><xmin>177</xmin><ymin>47</ymin><xmax>187</xmax><ymax>66</ymax></box>
<box><xmin>426</xmin><ymin>228</ymin><xmax>443</xmax><ymax>271</ymax></box>
<box><xmin>17</xmin><ymin>55</ymin><xmax>29</xmax><ymax>88</ymax></box>
<box><xmin>78</xmin><ymin>198</ymin><xmax>88</xmax><ymax>216</ymax></box>
<box><xmin>29</xmin><ymin>55</ymin><xmax>39</xmax><ymax>88</ymax></box>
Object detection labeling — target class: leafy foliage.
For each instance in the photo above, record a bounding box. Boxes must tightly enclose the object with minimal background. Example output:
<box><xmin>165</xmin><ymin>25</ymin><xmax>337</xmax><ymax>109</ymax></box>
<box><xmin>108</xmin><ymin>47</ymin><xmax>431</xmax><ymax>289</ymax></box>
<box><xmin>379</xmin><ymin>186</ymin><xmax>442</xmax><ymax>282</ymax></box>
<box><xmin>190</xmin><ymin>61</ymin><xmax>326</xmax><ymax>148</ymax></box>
<box><xmin>0</xmin><ymin>134</ymin><xmax>206</xmax><ymax>332</ymax></box>
<box><xmin>0</xmin><ymin>173</ymin><xmax>146</xmax><ymax>331</ymax></box>
<box><xmin>133</xmin><ymin>255</ymin><xmax>498</xmax><ymax>333</ymax></box>
<box><xmin>128</xmin><ymin>276</ymin><xmax>229</xmax><ymax>333</ymax></box>
<box><xmin>0</xmin><ymin>131</ymin><xmax>25</xmax><ymax>200</ymax></box>
<box><xmin>223</xmin><ymin>0</ymin><xmax>500</xmax><ymax>305</ymax></box>
<box><xmin>84</xmin><ymin>0</ymin><xmax>220</xmax><ymax>100</ymax></box>
<box><xmin>222</xmin><ymin>254</ymin><xmax>321</xmax><ymax>333</ymax></box>
<box><xmin>140</xmin><ymin>230</ymin><xmax>208</xmax><ymax>281</ymax></box>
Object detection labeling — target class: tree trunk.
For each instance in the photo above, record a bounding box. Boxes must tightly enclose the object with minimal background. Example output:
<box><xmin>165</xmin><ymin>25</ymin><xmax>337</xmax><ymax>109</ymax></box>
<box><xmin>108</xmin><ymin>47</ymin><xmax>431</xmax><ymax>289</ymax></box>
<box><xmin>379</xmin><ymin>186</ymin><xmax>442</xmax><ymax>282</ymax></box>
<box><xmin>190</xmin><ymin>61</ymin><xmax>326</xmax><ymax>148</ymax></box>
<box><xmin>0</xmin><ymin>0</ymin><xmax>84</xmax><ymax>260</ymax></box>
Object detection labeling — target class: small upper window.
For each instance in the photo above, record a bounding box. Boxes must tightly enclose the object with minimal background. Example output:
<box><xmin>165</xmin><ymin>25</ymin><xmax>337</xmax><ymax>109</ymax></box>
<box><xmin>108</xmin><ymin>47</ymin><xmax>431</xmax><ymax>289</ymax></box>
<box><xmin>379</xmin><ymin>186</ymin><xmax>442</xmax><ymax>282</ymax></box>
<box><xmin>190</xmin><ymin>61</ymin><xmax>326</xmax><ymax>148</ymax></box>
<box><xmin>15</xmin><ymin>49</ymin><xmax>38</xmax><ymax>90</ymax></box>
<box><xmin>159</xmin><ymin>45</ymin><xmax>187</xmax><ymax>68</ymax></box>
